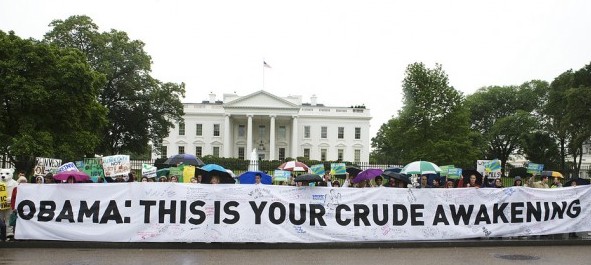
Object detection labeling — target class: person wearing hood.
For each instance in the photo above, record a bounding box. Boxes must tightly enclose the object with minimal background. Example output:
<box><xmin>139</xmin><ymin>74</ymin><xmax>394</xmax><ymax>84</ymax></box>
<box><xmin>513</xmin><ymin>176</ymin><xmax>523</xmax><ymax>186</ymax></box>
<box><xmin>35</xmin><ymin>176</ymin><xmax>44</xmax><ymax>184</ymax></box>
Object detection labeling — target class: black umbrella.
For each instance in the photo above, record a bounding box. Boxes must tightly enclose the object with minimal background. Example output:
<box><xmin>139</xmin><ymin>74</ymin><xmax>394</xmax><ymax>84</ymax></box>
<box><xmin>164</xmin><ymin>154</ymin><xmax>205</xmax><ymax>167</ymax></box>
<box><xmin>461</xmin><ymin>169</ymin><xmax>484</xmax><ymax>186</ymax></box>
<box><xmin>294</xmin><ymin>174</ymin><xmax>323</xmax><ymax>182</ymax></box>
<box><xmin>383</xmin><ymin>167</ymin><xmax>402</xmax><ymax>174</ymax></box>
<box><xmin>565</xmin><ymin>178</ymin><xmax>590</xmax><ymax>187</ymax></box>
<box><xmin>381</xmin><ymin>171</ymin><xmax>409</xmax><ymax>183</ymax></box>
<box><xmin>508</xmin><ymin>167</ymin><xmax>532</xmax><ymax>178</ymax></box>
<box><xmin>346</xmin><ymin>166</ymin><xmax>362</xmax><ymax>177</ymax></box>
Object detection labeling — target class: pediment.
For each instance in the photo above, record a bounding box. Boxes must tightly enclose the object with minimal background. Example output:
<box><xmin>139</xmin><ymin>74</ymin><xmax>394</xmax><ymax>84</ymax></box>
<box><xmin>224</xmin><ymin>90</ymin><xmax>299</xmax><ymax>109</ymax></box>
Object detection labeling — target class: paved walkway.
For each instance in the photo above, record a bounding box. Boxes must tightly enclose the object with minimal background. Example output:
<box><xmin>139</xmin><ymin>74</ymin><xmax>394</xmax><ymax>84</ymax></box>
<box><xmin>2</xmin><ymin>233</ymin><xmax>591</xmax><ymax>249</ymax></box>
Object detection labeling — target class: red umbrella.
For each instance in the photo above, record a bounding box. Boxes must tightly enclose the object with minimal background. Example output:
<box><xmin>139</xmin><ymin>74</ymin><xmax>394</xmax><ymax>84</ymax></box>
<box><xmin>278</xmin><ymin>161</ymin><xmax>310</xmax><ymax>172</ymax></box>
<box><xmin>53</xmin><ymin>171</ymin><xmax>90</xmax><ymax>183</ymax></box>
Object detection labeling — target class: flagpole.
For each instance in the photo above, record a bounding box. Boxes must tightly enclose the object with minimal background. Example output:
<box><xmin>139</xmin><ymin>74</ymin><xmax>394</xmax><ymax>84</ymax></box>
<box><xmin>263</xmin><ymin>59</ymin><xmax>265</xmax><ymax>90</ymax></box>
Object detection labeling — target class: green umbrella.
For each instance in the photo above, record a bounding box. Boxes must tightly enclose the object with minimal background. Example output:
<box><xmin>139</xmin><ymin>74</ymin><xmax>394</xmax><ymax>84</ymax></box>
<box><xmin>401</xmin><ymin>161</ymin><xmax>441</xmax><ymax>175</ymax></box>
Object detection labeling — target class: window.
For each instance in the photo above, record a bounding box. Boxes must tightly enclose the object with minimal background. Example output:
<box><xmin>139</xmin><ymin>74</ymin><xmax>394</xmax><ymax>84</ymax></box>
<box><xmin>195</xmin><ymin>146</ymin><xmax>202</xmax><ymax>157</ymax></box>
<box><xmin>278</xmin><ymin>126</ymin><xmax>286</xmax><ymax>139</ymax></box>
<box><xmin>279</xmin><ymin>148</ymin><xmax>286</xmax><ymax>161</ymax></box>
<box><xmin>355</xmin><ymin>127</ymin><xmax>361</xmax><ymax>139</ymax></box>
<box><xmin>258</xmin><ymin>125</ymin><xmax>266</xmax><ymax>137</ymax></box>
<box><xmin>213</xmin><ymin>124</ymin><xmax>220</xmax><ymax>137</ymax></box>
<box><xmin>179</xmin><ymin>122</ymin><xmax>185</xmax><ymax>135</ymax></box>
<box><xmin>238</xmin><ymin>147</ymin><xmax>245</xmax><ymax>160</ymax></box>
<box><xmin>178</xmin><ymin>146</ymin><xmax>185</xmax><ymax>154</ymax></box>
<box><xmin>337</xmin><ymin>149</ymin><xmax>344</xmax><ymax>161</ymax></box>
<box><xmin>303</xmin><ymin>148</ymin><xmax>310</xmax><ymax>159</ymax></box>
<box><xmin>238</xmin><ymin>125</ymin><xmax>245</xmax><ymax>137</ymax></box>
<box><xmin>321</xmin><ymin>126</ymin><xmax>327</xmax><ymax>139</ymax></box>
<box><xmin>338</xmin><ymin>127</ymin><xmax>344</xmax><ymax>139</ymax></box>
<box><xmin>304</xmin><ymin>126</ymin><xmax>311</xmax><ymax>138</ymax></box>
<box><xmin>321</xmin><ymin>149</ymin><xmax>327</xmax><ymax>161</ymax></box>
<box><xmin>354</xmin><ymin>149</ymin><xmax>361</xmax><ymax>163</ymax></box>
<box><xmin>161</xmin><ymin>146</ymin><xmax>167</xmax><ymax>159</ymax></box>
<box><xmin>213</xmin><ymin>147</ymin><xmax>220</xmax><ymax>157</ymax></box>
<box><xmin>195</xmin><ymin>124</ymin><xmax>202</xmax><ymax>136</ymax></box>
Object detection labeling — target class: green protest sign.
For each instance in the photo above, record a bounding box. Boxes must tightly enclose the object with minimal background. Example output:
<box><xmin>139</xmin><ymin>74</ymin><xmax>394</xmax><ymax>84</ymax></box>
<box><xmin>82</xmin><ymin>158</ymin><xmax>105</xmax><ymax>183</ymax></box>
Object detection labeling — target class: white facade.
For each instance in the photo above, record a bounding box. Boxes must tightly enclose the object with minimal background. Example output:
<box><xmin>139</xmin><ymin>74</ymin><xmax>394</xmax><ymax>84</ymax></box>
<box><xmin>159</xmin><ymin>90</ymin><xmax>372</xmax><ymax>163</ymax></box>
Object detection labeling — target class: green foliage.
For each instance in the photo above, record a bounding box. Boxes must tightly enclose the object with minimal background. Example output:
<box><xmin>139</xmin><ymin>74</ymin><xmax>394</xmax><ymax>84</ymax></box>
<box><xmin>465</xmin><ymin>81</ymin><xmax>545</xmax><ymax>175</ymax></box>
<box><xmin>0</xmin><ymin>30</ymin><xmax>106</xmax><ymax>174</ymax></box>
<box><xmin>371</xmin><ymin>62</ymin><xmax>477</xmax><ymax>168</ymax></box>
<box><xmin>44</xmin><ymin>15</ymin><xmax>185</xmax><ymax>156</ymax></box>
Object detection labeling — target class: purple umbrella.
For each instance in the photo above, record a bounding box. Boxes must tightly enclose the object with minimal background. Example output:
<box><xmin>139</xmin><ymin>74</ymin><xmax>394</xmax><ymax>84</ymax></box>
<box><xmin>53</xmin><ymin>171</ymin><xmax>90</xmax><ymax>183</ymax></box>
<box><xmin>352</xmin><ymin>168</ymin><xmax>384</xmax><ymax>184</ymax></box>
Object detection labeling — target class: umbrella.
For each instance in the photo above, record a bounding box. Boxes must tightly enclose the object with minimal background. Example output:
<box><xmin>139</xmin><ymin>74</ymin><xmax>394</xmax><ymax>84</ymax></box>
<box><xmin>401</xmin><ymin>161</ymin><xmax>441</xmax><ymax>175</ymax></box>
<box><xmin>565</xmin><ymin>178</ymin><xmax>590</xmax><ymax>187</ymax></box>
<box><xmin>461</xmin><ymin>169</ymin><xmax>484</xmax><ymax>186</ymax></box>
<box><xmin>294</xmin><ymin>174</ymin><xmax>323</xmax><ymax>182</ymax></box>
<box><xmin>352</xmin><ymin>168</ymin><xmax>383</xmax><ymax>183</ymax></box>
<box><xmin>381</xmin><ymin>171</ymin><xmax>410</xmax><ymax>183</ymax></box>
<box><xmin>238</xmin><ymin>171</ymin><xmax>273</xmax><ymax>184</ymax></box>
<box><xmin>383</xmin><ymin>167</ymin><xmax>402</xmax><ymax>174</ymax></box>
<box><xmin>346</xmin><ymin>166</ymin><xmax>362</xmax><ymax>177</ymax></box>
<box><xmin>541</xmin><ymin>171</ymin><xmax>564</xmax><ymax>178</ymax></box>
<box><xmin>197</xmin><ymin>164</ymin><xmax>235</xmax><ymax>184</ymax></box>
<box><xmin>164</xmin><ymin>154</ymin><xmax>205</xmax><ymax>167</ymax></box>
<box><xmin>53</xmin><ymin>171</ymin><xmax>90</xmax><ymax>182</ymax></box>
<box><xmin>278</xmin><ymin>161</ymin><xmax>310</xmax><ymax>172</ymax></box>
<box><xmin>508</xmin><ymin>167</ymin><xmax>532</xmax><ymax>178</ymax></box>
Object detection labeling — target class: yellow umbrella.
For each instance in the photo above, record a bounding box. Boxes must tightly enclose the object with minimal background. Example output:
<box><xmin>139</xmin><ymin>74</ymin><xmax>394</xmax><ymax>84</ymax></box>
<box><xmin>542</xmin><ymin>171</ymin><xmax>563</xmax><ymax>178</ymax></box>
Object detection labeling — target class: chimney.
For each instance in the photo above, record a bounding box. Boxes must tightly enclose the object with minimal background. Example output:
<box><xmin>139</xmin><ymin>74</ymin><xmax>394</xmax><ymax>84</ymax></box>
<box><xmin>311</xmin><ymin>94</ymin><xmax>317</xmax><ymax>106</ymax></box>
<box><xmin>209</xmin><ymin>92</ymin><xmax>216</xmax><ymax>103</ymax></box>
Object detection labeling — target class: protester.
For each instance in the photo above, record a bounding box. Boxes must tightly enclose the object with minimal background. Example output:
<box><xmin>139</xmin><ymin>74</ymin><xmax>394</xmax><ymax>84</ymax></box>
<box><xmin>494</xmin><ymin>178</ymin><xmax>503</xmax><ymax>188</ymax></box>
<box><xmin>374</xmin><ymin>176</ymin><xmax>383</xmax><ymax>187</ymax></box>
<box><xmin>35</xmin><ymin>176</ymin><xmax>44</xmax><ymax>184</ymax></box>
<box><xmin>332</xmin><ymin>180</ymin><xmax>341</xmax><ymax>187</ymax></box>
<box><xmin>446</xmin><ymin>180</ymin><xmax>455</xmax><ymax>188</ymax></box>
<box><xmin>431</xmin><ymin>178</ymin><xmax>441</xmax><ymax>188</ymax></box>
<box><xmin>465</xmin><ymin>174</ymin><xmax>480</xmax><ymax>188</ymax></box>
<box><xmin>210</xmin><ymin>175</ymin><xmax>220</xmax><ymax>184</ymax></box>
<box><xmin>255</xmin><ymin>173</ymin><xmax>262</xmax><ymax>185</ymax></box>
<box><xmin>170</xmin><ymin>175</ymin><xmax>179</xmax><ymax>183</ymax></box>
<box><xmin>550</xmin><ymin>177</ymin><xmax>562</xmax><ymax>188</ymax></box>
<box><xmin>141</xmin><ymin>177</ymin><xmax>149</xmax><ymax>182</ymax></box>
<box><xmin>419</xmin><ymin>175</ymin><xmax>430</xmax><ymax>188</ymax></box>
<box><xmin>533</xmin><ymin>176</ymin><xmax>549</xmax><ymax>189</ymax></box>
<box><xmin>513</xmin><ymin>176</ymin><xmax>523</xmax><ymax>187</ymax></box>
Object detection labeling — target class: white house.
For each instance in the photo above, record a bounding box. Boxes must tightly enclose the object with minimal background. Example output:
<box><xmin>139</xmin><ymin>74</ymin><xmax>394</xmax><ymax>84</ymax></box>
<box><xmin>158</xmin><ymin>90</ymin><xmax>372</xmax><ymax>163</ymax></box>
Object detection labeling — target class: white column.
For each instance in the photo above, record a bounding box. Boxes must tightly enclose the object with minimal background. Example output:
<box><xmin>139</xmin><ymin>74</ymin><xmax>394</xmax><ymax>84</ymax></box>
<box><xmin>246</xmin><ymin>114</ymin><xmax>253</xmax><ymax>156</ymax></box>
<box><xmin>223</xmin><ymin>114</ymin><xmax>231</xmax><ymax>157</ymax></box>
<box><xmin>269</xmin><ymin>115</ymin><xmax>276</xmax><ymax>160</ymax></box>
<box><xmin>291</xmin><ymin>115</ymin><xmax>298</xmax><ymax>158</ymax></box>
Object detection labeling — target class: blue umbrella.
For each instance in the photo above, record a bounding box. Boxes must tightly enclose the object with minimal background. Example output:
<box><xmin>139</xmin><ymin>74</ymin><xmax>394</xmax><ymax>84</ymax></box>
<box><xmin>197</xmin><ymin>164</ymin><xmax>235</xmax><ymax>184</ymax></box>
<box><xmin>239</xmin><ymin>171</ymin><xmax>272</xmax><ymax>184</ymax></box>
<box><xmin>201</xmin><ymin>164</ymin><xmax>226</xmax><ymax>172</ymax></box>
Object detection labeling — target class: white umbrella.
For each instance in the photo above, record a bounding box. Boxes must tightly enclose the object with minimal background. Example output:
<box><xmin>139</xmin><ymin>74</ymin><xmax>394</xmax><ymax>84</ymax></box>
<box><xmin>401</xmin><ymin>161</ymin><xmax>441</xmax><ymax>175</ymax></box>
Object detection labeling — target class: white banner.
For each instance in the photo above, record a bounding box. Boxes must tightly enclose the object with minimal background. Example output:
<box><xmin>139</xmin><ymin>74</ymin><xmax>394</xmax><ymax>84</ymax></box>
<box><xmin>14</xmin><ymin>184</ymin><xmax>591</xmax><ymax>242</ymax></box>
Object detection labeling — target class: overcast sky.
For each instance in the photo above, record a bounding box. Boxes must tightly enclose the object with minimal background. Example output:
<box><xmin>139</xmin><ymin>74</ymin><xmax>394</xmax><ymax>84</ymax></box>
<box><xmin>2</xmin><ymin>0</ymin><xmax>591</xmax><ymax>139</ymax></box>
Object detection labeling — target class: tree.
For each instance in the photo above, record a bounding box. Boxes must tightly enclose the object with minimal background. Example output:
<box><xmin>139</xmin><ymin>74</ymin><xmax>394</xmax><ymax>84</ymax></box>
<box><xmin>371</xmin><ymin>62</ymin><xmax>478</xmax><ymax>168</ymax></box>
<box><xmin>0</xmin><ymin>30</ymin><xmax>106</xmax><ymax>174</ymax></box>
<box><xmin>44</xmin><ymin>15</ymin><xmax>185</xmax><ymax>156</ymax></box>
<box><xmin>465</xmin><ymin>81</ymin><xmax>546</xmax><ymax>176</ymax></box>
<box><xmin>545</xmin><ymin>63</ymin><xmax>591</xmax><ymax>177</ymax></box>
